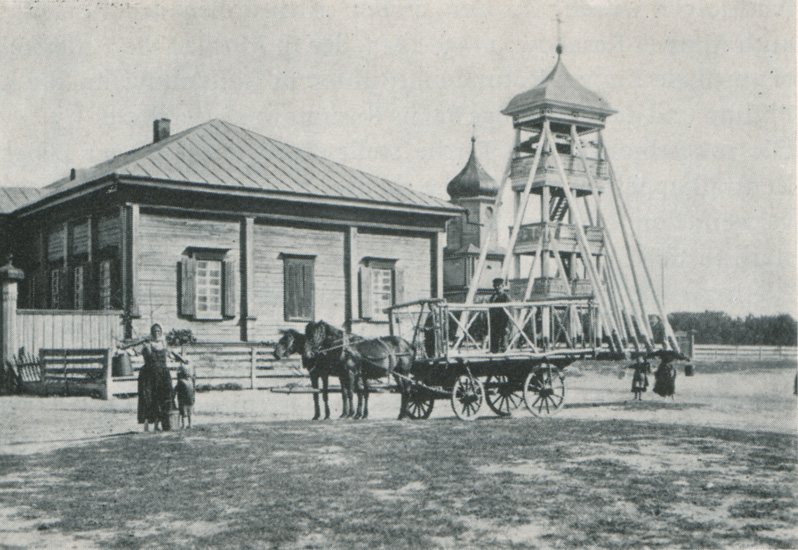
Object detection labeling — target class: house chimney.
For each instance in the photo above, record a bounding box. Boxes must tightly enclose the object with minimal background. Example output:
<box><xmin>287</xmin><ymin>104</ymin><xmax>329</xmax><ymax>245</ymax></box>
<box><xmin>70</xmin><ymin>168</ymin><xmax>76</xmax><ymax>180</ymax></box>
<box><xmin>153</xmin><ymin>118</ymin><xmax>171</xmax><ymax>143</ymax></box>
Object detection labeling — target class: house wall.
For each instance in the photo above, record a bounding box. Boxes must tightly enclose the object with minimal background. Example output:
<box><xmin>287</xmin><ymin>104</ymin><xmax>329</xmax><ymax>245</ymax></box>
<box><xmin>352</xmin><ymin>230</ymin><xmax>432</xmax><ymax>338</ymax></box>
<box><xmin>133</xmin><ymin>212</ymin><xmax>241</xmax><ymax>341</ymax></box>
<box><xmin>251</xmin><ymin>222</ymin><xmax>346</xmax><ymax>340</ymax></box>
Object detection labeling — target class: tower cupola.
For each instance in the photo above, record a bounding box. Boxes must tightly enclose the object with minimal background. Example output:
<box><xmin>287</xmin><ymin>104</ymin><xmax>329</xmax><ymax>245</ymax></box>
<box><xmin>502</xmin><ymin>47</ymin><xmax>616</xmax><ymax>131</ymax></box>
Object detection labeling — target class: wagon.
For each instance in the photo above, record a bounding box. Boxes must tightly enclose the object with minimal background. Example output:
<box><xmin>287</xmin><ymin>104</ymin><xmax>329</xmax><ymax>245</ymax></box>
<box><xmin>387</xmin><ymin>297</ymin><xmax>600</xmax><ymax>421</ymax></box>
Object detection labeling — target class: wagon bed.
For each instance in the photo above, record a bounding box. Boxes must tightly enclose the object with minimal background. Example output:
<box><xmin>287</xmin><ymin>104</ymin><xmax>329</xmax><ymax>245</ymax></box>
<box><xmin>387</xmin><ymin>297</ymin><xmax>602</xmax><ymax>420</ymax></box>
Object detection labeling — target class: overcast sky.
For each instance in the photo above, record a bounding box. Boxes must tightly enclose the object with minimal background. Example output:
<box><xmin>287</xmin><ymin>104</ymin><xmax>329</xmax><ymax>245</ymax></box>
<box><xmin>1</xmin><ymin>0</ymin><xmax>795</xmax><ymax>318</ymax></box>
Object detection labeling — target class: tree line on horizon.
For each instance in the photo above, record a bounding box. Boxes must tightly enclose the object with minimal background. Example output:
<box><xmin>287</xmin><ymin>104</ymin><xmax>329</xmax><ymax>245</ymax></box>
<box><xmin>656</xmin><ymin>311</ymin><xmax>797</xmax><ymax>347</ymax></box>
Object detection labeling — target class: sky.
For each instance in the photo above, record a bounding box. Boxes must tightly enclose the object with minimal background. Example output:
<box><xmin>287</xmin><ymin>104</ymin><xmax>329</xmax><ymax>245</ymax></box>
<box><xmin>0</xmin><ymin>0</ymin><xmax>795</xmax><ymax>318</ymax></box>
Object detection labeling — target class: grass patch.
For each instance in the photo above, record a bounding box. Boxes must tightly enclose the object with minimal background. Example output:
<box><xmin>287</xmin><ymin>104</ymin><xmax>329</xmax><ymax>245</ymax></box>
<box><xmin>0</xmin><ymin>419</ymin><xmax>795</xmax><ymax>549</ymax></box>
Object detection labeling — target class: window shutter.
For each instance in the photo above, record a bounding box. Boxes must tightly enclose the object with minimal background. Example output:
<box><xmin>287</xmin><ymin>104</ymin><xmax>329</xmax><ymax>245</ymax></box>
<box><xmin>83</xmin><ymin>263</ymin><xmax>95</xmax><ymax>310</ymax></box>
<box><xmin>223</xmin><ymin>260</ymin><xmax>237</xmax><ymax>318</ymax></box>
<box><xmin>180</xmin><ymin>257</ymin><xmax>197</xmax><ymax>318</ymax></box>
<box><xmin>394</xmin><ymin>268</ymin><xmax>405</xmax><ymax>306</ymax></box>
<box><xmin>300</xmin><ymin>261</ymin><xmax>314</xmax><ymax>320</ymax></box>
<box><xmin>284</xmin><ymin>261</ymin><xmax>296</xmax><ymax>320</ymax></box>
<box><xmin>110</xmin><ymin>258</ymin><xmax>123</xmax><ymax>310</ymax></box>
<box><xmin>359</xmin><ymin>266</ymin><xmax>372</xmax><ymax>319</ymax></box>
<box><xmin>59</xmin><ymin>267</ymin><xmax>69</xmax><ymax>309</ymax></box>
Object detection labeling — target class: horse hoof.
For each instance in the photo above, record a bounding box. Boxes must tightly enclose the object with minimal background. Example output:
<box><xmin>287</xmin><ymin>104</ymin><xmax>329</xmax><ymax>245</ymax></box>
<box><xmin>312</xmin><ymin>416</ymin><xmax>320</xmax><ymax>421</ymax></box>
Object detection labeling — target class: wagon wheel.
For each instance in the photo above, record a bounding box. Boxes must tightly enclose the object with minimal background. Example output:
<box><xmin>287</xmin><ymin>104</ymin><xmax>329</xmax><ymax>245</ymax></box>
<box><xmin>523</xmin><ymin>362</ymin><xmax>565</xmax><ymax>417</ymax></box>
<box><xmin>405</xmin><ymin>385</ymin><xmax>435</xmax><ymax>420</ymax></box>
<box><xmin>484</xmin><ymin>375</ymin><xmax>523</xmax><ymax>417</ymax></box>
<box><xmin>451</xmin><ymin>375</ymin><xmax>484</xmax><ymax>421</ymax></box>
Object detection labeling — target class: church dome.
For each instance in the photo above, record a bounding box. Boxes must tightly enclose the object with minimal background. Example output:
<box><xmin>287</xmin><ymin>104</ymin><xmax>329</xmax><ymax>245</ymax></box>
<box><xmin>446</xmin><ymin>137</ymin><xmax>498</xmax><ymax>200</ymax></box>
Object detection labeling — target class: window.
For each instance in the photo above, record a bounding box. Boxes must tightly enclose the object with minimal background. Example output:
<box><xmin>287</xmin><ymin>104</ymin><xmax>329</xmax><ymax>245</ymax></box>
<box><xmin>98</xmin><ymin>258</ymin><xmax>118</xmax><ymax>310</ymax></box>
<box><xmin>283</xmin><ymin>256</ymin><xmax>314</xmax><ymax>322</ymax></box>
<box><xmin>179</xmin><ymin>250</ymin><xmax>236</xmax><ymax>320</ymax></box>
<box><xmin>359</xmin><ymin>259</ymin><xmax>403</xmax><ymax>321</ymax></box>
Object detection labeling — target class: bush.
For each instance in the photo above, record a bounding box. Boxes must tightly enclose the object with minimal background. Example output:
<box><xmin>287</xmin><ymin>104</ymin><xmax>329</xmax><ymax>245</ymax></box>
<box><xmin>166</xmin><ymin>329</ymin><xmax>196</xmax><ymax>347</ymax></box>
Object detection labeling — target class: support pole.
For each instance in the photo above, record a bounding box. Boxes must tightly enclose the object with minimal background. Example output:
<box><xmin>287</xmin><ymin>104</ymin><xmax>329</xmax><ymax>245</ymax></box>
<box><xmin>601</xmin><ymin>136</ymin><xmax>680</xmax><ymax>353</ymax></box>
<box><xmin>501</xmin><ymin>132</ymin><xmax>545</xmax><ymax>280</ymax></box>
<box><xmin>0</xmin><ymin>257</ymin><xmax>24</xmax><ymax>367</ymax></box>
<box><xmin>571</xmin><ymin>126</ymin><xmax>653</xmax><ymax>348</ymax></box>
<box><xmin>544</xmin><ymin>122</ymin><xmax>621</xmax><ymax>354</ymax></box>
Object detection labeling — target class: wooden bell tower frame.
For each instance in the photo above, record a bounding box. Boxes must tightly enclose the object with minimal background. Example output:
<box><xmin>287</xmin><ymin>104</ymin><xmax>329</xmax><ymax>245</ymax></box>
<box><xmin>462</xmin><ymin>46</ymin><xmax>680</xmax><ymax>356</ymax></box>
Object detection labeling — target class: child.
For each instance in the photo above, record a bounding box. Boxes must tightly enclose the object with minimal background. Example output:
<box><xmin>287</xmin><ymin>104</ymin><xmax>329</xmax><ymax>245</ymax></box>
<box><xmin>174</xmin><ymin>366</ymin><xmax>195</xmax><ymax>429</ymax></box>
<box><xmin>627</xmin><ymin>360</ymin><xmax>650</xmax><ymax>401</ymax></box>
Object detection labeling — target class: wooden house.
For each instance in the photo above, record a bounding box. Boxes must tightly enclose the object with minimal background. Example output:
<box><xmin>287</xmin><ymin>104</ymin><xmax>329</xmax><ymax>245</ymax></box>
<box><xmin>2</xmin><ymin>119</ymin><xmax>459</xmax><ymax>343</ymax></box>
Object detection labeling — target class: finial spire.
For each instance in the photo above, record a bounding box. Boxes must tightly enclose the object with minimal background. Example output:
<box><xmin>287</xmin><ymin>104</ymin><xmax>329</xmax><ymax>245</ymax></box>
<box><xmin>471</xmin><ymin>123</ymin><xmax>476</xmax><ymax>145</ymax></box>
<box><xmin>556</xmin><ymin>14</ymin><xmax>563</xmax><ymax>56</ymax></box>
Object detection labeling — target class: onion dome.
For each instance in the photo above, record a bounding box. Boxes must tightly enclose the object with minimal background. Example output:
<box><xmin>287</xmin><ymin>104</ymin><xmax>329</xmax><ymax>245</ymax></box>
<box><xmin>446</xmin><ymin>137</ymin><xmax>498</xmax><ymax>200</ymax></box>
<box><xmin>502</xmin><ymin>47</ymin><xmax>615</xmax><ymax>119</ymax></box>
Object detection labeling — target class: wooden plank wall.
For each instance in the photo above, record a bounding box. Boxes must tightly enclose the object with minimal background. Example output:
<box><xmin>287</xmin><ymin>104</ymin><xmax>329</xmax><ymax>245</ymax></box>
<box><xmin>135</xmin><ymin>212</ymin><xmax>241</xmax><ymax>342</ymax></box>
<box><xmin>17</xmin><ymin>310</ymin><xmax>123</xmax><ymax>353</ymax></box>
<box><xmin>353</xmin><ymin>231</ymin><xmax>432</xmax><ymax>338</ymax></box>
<box><xmin>253</xmin><ymin>223</ymin><xmax>346</xmax><ymax>340</ymax></box>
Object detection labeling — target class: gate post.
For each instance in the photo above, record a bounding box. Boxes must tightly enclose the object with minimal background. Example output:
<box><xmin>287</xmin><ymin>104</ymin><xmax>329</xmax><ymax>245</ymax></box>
<box><xmin>0</xmin><ymin>255</ymin><xmax>25</xmax><ymax>366</ymax></box>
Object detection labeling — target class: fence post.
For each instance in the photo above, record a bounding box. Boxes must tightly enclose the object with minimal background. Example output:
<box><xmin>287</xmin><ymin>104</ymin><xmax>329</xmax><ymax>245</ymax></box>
<box><xmin>250</xmin><ymin>345</ymin><xmax>256</xmax><ymax>390</ymax></box>
<box><xmin>103</xmin><ymin>348</ymin><xmax>113</xmax><ymax>400</ymax></box>
<box><xmin>0</xmin><ymin>256</ymin><xmax>24</xmax><ymax>367</ymax></box>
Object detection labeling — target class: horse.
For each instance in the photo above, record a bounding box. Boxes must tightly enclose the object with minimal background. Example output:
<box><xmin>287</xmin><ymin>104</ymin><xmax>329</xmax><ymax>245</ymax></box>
<box><xmin>273</xmin><ymin>327</ymin><xmax>356</xmax><ymax>420</ymax></box>
<box><xmin>303</xmin><ymin>320</ymin><xmax>423</xmax><ymax>420</ymax></box>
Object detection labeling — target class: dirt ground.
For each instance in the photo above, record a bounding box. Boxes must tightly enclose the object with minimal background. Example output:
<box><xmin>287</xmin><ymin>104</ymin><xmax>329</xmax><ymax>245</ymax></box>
<box><xmin>1</xmin><ymin>364</ymin><xmax>796</xmax><ymax>455</ymax></box>
<box><xmin>0</xmin><ymin>363</ymin><xmax>796</xmax><ymax>549</ymax></box>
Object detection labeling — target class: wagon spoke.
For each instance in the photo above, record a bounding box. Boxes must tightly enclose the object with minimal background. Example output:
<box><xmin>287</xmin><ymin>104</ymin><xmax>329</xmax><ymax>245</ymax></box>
<box><xmin>451</xmin><ymin>375</ymin><xmax>483</xmax><ymax>421</ymax></box>
<box><xmin>524</xmin><ymin>363</ymin><xmax>566</xmax><ymax>417</ymax></box>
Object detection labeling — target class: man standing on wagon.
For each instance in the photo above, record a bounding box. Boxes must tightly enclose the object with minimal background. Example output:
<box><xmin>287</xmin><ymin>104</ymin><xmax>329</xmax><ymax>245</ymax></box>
<box><xmin>489</xmin><ymin>278</ymin><xmax>511</xmax><ymax>353</ymax></box>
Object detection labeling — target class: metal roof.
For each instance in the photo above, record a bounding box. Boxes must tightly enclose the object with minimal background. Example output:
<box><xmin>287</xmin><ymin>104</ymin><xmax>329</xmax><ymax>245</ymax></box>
<box><xmin>34</xmin><ymin>119</ymin><xmax>454</xmax><ymax>213</ymax></box>
<box><xmin>502</xmin><ymin>55</ymin><xmax>615</xmax><ymax>117</ymax></box>
<box><xmin>0</xmin><ymin>186</ymin><xmax>46</xmax><ymax>214</ymax></box>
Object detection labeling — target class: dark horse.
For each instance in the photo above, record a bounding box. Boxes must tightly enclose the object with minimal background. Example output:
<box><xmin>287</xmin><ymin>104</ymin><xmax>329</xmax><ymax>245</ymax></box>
<box><xmin>304</xmin><ymin>320</ymin><xmax>423</xmax><ymax>420</ymax></box>
<box><xmin>273</xmin><ymin>327</ymin><xmax>356</xmax><ymax>420</ymax></box>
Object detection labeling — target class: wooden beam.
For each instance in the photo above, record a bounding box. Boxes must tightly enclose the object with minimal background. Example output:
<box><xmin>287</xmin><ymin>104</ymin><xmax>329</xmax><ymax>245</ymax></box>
<box><xmin>344</xmin><ymin>227</ymin><xmax>358</xmax><ymax>329</ymax></box>
<box><xmin>431</xmin><ymin>231</ymin><xmax>444</xmax><ymax>299</ymax></box>
<box><xmin>240</xmin><ymin>217</ymin><xmax>255</xmax><ymax>341</ymax></box>
<box><xmin>602</xmin><ymin>137</ymin><xmax>680</xmax><ymax>353</ymax></box>
<box><xmin>570</xmin><ymin>125</ymin><xmax>646</xmax><ymax>345</ymax></box>
<box><xmin>544</xmin><ymin>122</ymin><xmax>620</xmax><ymax>353</ymax></box>
<box><xmin>121</xmin><ymin>204</ymin><xmax>139</xmax><ymax>317</ymax></box>
<box><xmin>501</xmin><ymin>132</ymin><xmax>544</xmax><ymax>280</ymax></box>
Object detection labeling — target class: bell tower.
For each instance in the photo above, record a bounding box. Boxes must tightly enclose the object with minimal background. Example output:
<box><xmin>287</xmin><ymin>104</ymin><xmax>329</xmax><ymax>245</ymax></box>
<box><xmin>462</xmin><ymin>44</ymin><xmax>681</xmax><ymax>355</ymax></box>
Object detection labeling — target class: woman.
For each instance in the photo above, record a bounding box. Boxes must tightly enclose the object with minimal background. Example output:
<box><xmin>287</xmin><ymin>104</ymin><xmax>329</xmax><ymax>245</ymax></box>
<box><xmin>133</xmin><ymin>324</ymin><xmax>176</xmax><ymax>432</ymax></box>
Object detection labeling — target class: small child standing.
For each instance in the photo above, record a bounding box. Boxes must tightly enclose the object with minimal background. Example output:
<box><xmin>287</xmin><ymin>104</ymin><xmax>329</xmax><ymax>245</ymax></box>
<box><xmin>627</xmin><ymin>360</ymin><xmax>650</xmax><ymax>401</ymax></box>
<box><xmin>174</xmin><ymin>366</ymin><xmax>195</xmax><ymax>429</ymax></box>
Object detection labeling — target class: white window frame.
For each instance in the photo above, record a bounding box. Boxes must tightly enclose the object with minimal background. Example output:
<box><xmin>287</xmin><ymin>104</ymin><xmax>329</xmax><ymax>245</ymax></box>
<box><xmin>194</xmin><ymin>258</ymin><xmax>223</xmax><ymax>320</ymax></box>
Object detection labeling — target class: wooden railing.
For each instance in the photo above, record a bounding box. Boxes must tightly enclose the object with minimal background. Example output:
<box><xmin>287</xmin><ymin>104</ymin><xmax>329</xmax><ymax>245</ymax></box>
<box><xmin>114</xmin><ymin>342</ymin><xmax>306</xmax><ymax>394</ymax></box>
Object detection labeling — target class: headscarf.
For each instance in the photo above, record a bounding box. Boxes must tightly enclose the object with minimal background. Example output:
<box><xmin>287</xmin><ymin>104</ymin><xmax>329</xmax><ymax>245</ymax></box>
<box><xmin>148</xmin><ymin>323</ymin><xmax>166</xmax><ymax>350</ymax></box>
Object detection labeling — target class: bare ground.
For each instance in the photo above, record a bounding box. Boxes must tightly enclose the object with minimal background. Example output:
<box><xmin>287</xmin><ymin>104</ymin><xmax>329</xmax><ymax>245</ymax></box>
<box><xmin>0</xmin><ymin>363</ymin><xmax>796</xmax><ymax>549</ymax></box>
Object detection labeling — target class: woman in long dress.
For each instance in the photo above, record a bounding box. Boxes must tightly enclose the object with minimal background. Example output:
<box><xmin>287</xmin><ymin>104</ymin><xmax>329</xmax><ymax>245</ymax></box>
<box><xmin>135</xmin><ymin>324</ymin><xmax>176</xmax><ymax>431</ymax></box>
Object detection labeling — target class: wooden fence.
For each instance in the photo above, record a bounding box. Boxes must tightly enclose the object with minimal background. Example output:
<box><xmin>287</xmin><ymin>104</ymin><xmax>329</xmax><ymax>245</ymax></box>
<box><xmin>111</xmin><ymin>342</ymin><xmax>307</xmax><ymax>396</ymax></box>
<box><xmin>16</xmin><ymin>309</ymin><xmax>123</xmax><ymax>355</ymax></box>
<box><xmin>692</xmin><ymin>344</ymin><xmax>797</xmax><ymax>362</ymax></box>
